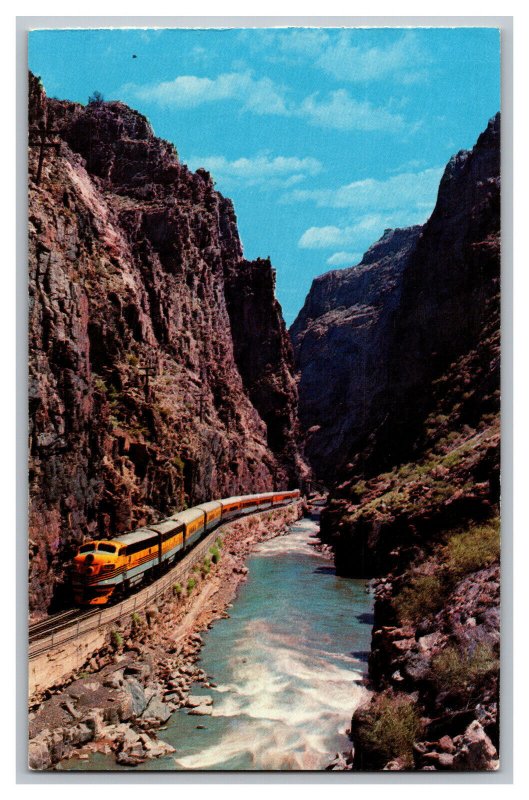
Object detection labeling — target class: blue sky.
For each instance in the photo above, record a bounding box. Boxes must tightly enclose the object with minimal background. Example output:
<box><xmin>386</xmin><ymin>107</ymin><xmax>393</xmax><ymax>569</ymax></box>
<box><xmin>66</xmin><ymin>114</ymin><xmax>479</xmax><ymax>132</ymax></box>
<box><xmin>29</xmin><ymin>27</ymin><xmax>500</xmax><ymax>325</ymax></box>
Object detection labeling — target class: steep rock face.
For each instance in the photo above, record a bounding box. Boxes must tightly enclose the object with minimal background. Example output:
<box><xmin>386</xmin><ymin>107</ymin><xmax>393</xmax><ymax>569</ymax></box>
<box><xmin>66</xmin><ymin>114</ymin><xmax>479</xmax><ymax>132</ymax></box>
<box><xmin>223</xmin><ymin>251</ymin><xmax>308</xmax><ymax>484</ymax></box>
<box><xmin>28</xmin><ymin>74</ymin><xmax>305</xmax><ymax>615</ymax></box>
<box><xmin>290</xmin><ymin>226</ymin><xmax>421</xmax><ymax>480</ymax></box>
<box><xmin>291</xmin><ymin>114</ymin><xmax>499</xmax><ymax>485</ymax></box>
<box><xmin>374</xmin><ymin>113</ymin><xmax>500</xmax><ymax>468</ymax></box>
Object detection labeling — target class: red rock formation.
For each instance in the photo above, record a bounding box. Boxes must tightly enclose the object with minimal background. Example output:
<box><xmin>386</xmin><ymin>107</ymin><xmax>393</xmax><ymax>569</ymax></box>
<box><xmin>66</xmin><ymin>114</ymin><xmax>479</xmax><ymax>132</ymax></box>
<box><xmin>28</xmin><ymin>74</ymin><xmax>307</xmax><ymax>615</ymax></box>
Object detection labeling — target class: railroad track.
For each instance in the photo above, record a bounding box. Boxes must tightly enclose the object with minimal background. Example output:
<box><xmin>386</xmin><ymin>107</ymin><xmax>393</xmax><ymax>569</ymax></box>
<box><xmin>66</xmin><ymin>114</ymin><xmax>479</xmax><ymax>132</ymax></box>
<box><xmin>29</xmin><ymin>609</ymin><xmax>100</xmax><ymax>644</ymax></box>
<box><xmin>28</xmin><ymin>499</ymin><xmax>300</xmax><ymax>659</ymax></box>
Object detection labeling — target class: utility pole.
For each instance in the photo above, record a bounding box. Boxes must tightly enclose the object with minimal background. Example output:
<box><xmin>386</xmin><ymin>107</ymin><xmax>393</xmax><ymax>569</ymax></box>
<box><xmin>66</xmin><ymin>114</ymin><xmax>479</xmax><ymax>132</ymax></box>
<box><xmin>29</xmin><ymin>121</ymin><xmax>61</xmax><ymax>186</ymax></box>
<box><xmin>138</xmin><ymin>361</ymin><xmax>157</xmax><ymax>398</ymax></box>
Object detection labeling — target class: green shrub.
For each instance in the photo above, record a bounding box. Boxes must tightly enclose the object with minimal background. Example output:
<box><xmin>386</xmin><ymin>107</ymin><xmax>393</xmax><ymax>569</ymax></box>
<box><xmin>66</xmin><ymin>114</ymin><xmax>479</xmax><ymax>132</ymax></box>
<box><xmin>353</xmin><ymin>479</ymin><xmax>368</xmax><ymax>496</ymax></box>
<box><xmin>393</xmin><ymin>574</ymin><xmax>445</xmax><ymax>623</ymax></box>
<box><xmin>215</xmin><ymin>537</ymin><xmax>223</xmax><ymax>549</ymax></box>
<box><xmin>431</xmin><ymin>643</ymin><xmax>499</xmax><ymax>694</ymax></box>
<box><xmin>110</xmin><ymin>630</ymin><xmax>123</xmax><ymax>649</ymax></box>
<box><xmin>88</xmin><ymin>90</ymin><xmax>104</xmax><ymax>105</ymax></box>
<box><xmin>93</xmin><ymin>377</ymin><xmax>107</xmax><ymax>394</ymax></box>
<box><xmin>442</xmin><ymin>519</ymin><xmax>500</xmax><ymax>577</ymax></box>
<box><xmin>187</xmin><ymin>577</ymin><xmax>197</xmax><ymax>594</ymax></box>
<box><xmin>441</xmin><ymin>450</ymin><xmax>464</xmax><ymax>469</ymax></box>
<box><xmin>210</xmin><ymin>545</ymin><xmax>221</xmax><ymax>564</ymax></box>
<box><xmin>201</xmin><ymin>556</ymin><xmax>211</xmax><ymax>576</ymax></box>
<box><xmin>172</xmin><ymin>455</ymin><xmax>185</xmax><ymax>473</ymax></box>
<box><xmin>357</xmin><ymin>694</ymin><xmax>421</xmax><ymax>768</ymax></box>
<box><xmin>126</xmin><ymin>353</ymin><xmax>139</xmax><ymax>367</ymax></box>
<box><xmin>172</xmin><ymin>582</ymin><xmax>183</xmax><ymax>597</ymax></box>
<box><xmin>130</xmin><ymin>612</ymin><xmax>143</xmax><ymax>639</ymax></box>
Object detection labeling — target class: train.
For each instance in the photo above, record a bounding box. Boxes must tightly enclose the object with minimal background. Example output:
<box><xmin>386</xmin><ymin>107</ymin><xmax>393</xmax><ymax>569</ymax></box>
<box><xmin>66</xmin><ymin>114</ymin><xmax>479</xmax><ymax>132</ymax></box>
<box><xmin>71</xmin><ymin>490</ymin><xmax>300</xmax><ymax>605</ymax></box>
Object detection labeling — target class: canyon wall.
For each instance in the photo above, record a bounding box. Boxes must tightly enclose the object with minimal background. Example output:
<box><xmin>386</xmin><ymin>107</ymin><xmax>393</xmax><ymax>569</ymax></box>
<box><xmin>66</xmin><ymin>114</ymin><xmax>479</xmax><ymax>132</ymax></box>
<box><xmin>290</xmin><ymin>226</ymin><xmax>421</xmax><ymax>480</ymax></box>
<box><xmin>28</xmin><ymin>74</ymin><xmax>306</xmax><ymax>615</ymax></box>
<box><xmin>293</xmin><ymin>115</ymin><xmax>501</xmax><ymax>770</ymax></box>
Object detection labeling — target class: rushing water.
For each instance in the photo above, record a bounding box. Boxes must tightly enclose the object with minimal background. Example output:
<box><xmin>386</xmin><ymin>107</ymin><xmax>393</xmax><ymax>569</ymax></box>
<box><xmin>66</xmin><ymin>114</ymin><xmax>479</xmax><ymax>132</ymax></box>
<box><xmin>61</xmin><ymin>516</ymin><xmax>374</xmax><ymax>771</ymax></box>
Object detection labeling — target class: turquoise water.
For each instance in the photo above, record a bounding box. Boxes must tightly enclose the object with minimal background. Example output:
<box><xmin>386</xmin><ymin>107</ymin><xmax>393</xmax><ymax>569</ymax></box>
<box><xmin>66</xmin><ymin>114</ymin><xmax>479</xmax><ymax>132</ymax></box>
<box><xmin>60</xmin><ymin>517</ymin><xmax>373</xmax><ymax>771</ymax></box>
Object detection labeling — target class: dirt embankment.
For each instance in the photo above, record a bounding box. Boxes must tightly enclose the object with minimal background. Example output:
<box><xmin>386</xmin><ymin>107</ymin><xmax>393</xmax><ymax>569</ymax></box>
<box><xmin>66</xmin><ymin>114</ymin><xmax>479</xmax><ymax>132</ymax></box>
<box><xmin>29</xmin><ymin>503</ymin><xmax>302</xmax><ymax>770</ymax></box>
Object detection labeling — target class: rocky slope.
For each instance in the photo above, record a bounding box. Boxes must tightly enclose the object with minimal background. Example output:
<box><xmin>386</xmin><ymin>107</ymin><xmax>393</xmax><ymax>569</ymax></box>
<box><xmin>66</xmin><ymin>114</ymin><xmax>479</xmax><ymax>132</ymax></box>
<box><xmin>28</xmin><ymin>74</ymin><xmax>307</xmax><ymax>616</ymax></box>
<box><xmin>294</xmin><ymin>115</ymin><xmax>501</xmax><ymax>770</ymax></box>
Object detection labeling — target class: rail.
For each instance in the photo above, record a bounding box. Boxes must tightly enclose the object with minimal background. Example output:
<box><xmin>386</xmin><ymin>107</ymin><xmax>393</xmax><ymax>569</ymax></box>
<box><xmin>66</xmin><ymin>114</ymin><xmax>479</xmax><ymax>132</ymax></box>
<box><xmin>29</xmin><ymin>499</ymin><xmax>299</xmax><ymax>660</ymax></box>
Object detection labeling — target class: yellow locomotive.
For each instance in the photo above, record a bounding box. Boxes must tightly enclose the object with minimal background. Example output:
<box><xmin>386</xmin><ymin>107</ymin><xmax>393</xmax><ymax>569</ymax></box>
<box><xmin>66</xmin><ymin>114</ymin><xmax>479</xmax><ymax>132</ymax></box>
<box><xmin>72</xmin><ymin>490</ymin><xmax>299</xmax><ymax>605</ymax></box>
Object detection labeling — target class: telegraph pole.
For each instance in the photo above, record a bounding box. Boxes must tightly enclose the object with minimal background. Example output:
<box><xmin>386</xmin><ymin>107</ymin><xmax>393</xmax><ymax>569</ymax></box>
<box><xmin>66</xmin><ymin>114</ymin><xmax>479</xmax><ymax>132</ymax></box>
<box><xmin>29</xmin><ymin>121</ymin><xmax>61</xmax><ymax>186</ymax></box>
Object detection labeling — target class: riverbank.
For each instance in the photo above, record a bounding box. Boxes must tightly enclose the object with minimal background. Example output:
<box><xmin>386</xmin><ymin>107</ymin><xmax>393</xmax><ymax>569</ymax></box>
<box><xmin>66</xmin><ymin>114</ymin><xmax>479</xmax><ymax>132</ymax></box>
<box><xmin>29</xmin><ymin>502</ymin><xmax>302</xmax><ymax>769</ymax></box>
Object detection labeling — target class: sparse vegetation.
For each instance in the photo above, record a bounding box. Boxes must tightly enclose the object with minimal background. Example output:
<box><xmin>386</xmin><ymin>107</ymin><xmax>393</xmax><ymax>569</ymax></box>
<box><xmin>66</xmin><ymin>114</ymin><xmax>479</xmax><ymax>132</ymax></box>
<box><xmin>130</xmin><ymin>611</ymin><xmax>143</xmax><ymax>639</ymax></box>
<box><xmin>210</xmin><ymin>545</ymin><xmax>221</xmax><ymax>564</ymax></box>
<box><xmin>172</xmin><ymin>581</ymin><xmax>183</xmax><ymax>597</ymax></box>
<box><xmin>393</xmin><ymin>517</ymin><xmax>500</xmax><ymax>624</ymax></box>
<box><xmin>201</xmin><ymin>557</ymin><xmax>211</xmax><ymax>576</ymax></box>
<box><xmin>393</xmin><ymin>574</ymin><xmax>445</xmax><ymax>623</ymax></box>
<box><xmin>110</xmin><ymin>629</ymin><xmax>123</xmax><ymax>649</ymax></box>
<box><xmin>172</xmin><ymin>455</ymin><xmax>185</xmax><ymax>473</ymax></box>
<box><xmin>93</xmin><ymin>377</ymin><xmax>107</xmax><ymax>394</ymax></box>
<box><xmin>442</xmin><ymin>519</ymin><xmax>500</xmax><ymax>577</ymax></box>
<box><xmin>356</xmin><ymin>693</ymin><xmax>421</xmax><ymax>768</ymax></box>
<box><xmin>187</xmin><ymin>577</ymin><xmax>197</xmax><ymax>594</ymax></box>
<box><xmin>431</xmin><ymin>643</ymin><xmax>499</xmax><ymax>694</ymax></box>
<box><xmin>88</xmin><ymin>90</ymin><xmax>104</xmax><ymax>105</ymax></box>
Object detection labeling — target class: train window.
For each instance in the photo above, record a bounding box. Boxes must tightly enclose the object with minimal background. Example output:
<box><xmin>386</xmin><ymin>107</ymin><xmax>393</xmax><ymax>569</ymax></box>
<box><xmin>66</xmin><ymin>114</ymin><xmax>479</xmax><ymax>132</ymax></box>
<box><xmin>125</xmin><ymin>537</ymin><xmax>158</xmax><ymax>556</ymax></box>
<box><xmin>118</xmin><ymin>548</ymin><xmax>126</xmax><ymax>556</ymax></box>
<box><xmin>79</xmin><ymin>543</ymin><xmax>96</xmax><ymax>553</ymax></box>
<box><xmin>98</xmin><ymin>543</ymin><xmax>117</xmax><ymax>553</ymax></box>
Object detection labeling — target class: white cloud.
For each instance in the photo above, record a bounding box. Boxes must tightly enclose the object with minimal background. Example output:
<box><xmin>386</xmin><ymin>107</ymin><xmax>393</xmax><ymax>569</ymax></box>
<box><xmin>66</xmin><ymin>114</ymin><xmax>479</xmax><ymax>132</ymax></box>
<box><xmin>326</xmin><ymin>251</ymin><xmax>363</xmax><ymax>266</ymax></box>
<box><xmin>123</xmin><ymin>72</ymin><xmax>289</xmax><ymax>115</ymax></box>
<box><xmin>299</xmin><ymin>226</ymin><xmax>344</xmax><ymax>249</ymax></box>
<box><xmin>285</xmin><ymin>167</ymin><xmax>444</xmax><ymax>210</ymax></box>
<box><xmin>123</xmin><ymin>73</ymin><xmax>407</xmax><ymax>132</ymax></box>
<box><xmin>186</xmin><ymin>153</ymin><xmax>323</xmax><ymax>190</ymax></box>
<box><xmin>317</xmin><ymin>31</ymin><xmax>430</xmax><ymax>84</ymax></box>
<box><xmin>299</xmin><ymin>90</ymin><xmax>404</xmax><ymax>132</ymax></box>
<box><xmin>241</xmin><ymin>29</ymin><xmax>430</xmax><ymax>84</ymax></box>
<box><xmin>298</xmin><ymin>211</ymin><xmax>426</xmax><ymax>250</ymax></box>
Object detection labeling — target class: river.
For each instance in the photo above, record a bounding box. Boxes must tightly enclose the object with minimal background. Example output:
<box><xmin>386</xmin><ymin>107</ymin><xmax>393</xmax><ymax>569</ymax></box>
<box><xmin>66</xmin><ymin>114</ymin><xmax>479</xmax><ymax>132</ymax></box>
<box><xmin>60</xmin><ymin>515</ymin><xmax>374</xmax><ymax>771</ymax></box>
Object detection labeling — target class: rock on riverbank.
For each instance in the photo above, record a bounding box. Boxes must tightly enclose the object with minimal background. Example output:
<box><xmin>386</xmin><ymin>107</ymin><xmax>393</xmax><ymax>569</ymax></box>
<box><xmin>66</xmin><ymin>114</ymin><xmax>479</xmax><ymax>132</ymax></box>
<box><xmin>28</xmin><ymin>504</ymin><xmax>302</xmax><ymax>770</ymax></box>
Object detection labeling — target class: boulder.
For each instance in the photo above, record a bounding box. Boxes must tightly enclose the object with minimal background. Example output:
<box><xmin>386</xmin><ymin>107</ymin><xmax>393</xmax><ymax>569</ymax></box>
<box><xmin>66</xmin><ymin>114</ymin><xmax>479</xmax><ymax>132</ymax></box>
<box><xmin>28</xmin><ymin>737</ymin><xmax>51</xmax><ymax>770</ymax></box>
<box><xmin>186</xmin><ymin>695</ymin><xmax>212</xmax><ymax>708</ymax></box>
<box><xmin>141</xmin><ymin>695</ymin><xmax>171</xmax><ymax>723</ymax></box>
<box><xmin>452</xmin><ymin>720</ymin><xmax>499</xmax><ymax>770</ymax></box>
<box><xmin>187</xmin><ymin>705</ymin><xmax>213</xmax><ymax>716</ymax></box>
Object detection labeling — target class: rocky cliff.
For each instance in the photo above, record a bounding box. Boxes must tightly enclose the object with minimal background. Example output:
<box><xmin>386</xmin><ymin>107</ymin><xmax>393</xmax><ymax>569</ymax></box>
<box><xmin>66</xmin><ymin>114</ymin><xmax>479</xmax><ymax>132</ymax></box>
<box><xmin>293</xmin><ymin>115</ymin><xmax>501</xmax><ymax>770</ymax></box>
<box><xmin>28</xmin><ymin>74</ymin><xmax>307</xmax><ymax>616</ymax></box>
<box><xmin>290</xmin><ymin>226</ymin><xmax>421</xmax><ymax>480</ymax></box>
<box><xmin>319</xmin><ymin>114</ymin><xmax>500</xmax><ymax>575</ymax></box>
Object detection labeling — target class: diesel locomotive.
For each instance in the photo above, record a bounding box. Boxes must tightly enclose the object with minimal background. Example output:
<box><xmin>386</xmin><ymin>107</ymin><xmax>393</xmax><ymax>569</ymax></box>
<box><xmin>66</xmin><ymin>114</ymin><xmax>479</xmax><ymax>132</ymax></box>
<box><xmin>71</xmin><ymin>490</ymin><xmax>300</xmax><ymax>605</ymax></box>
